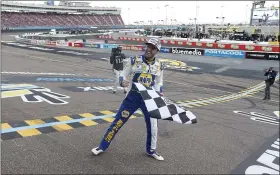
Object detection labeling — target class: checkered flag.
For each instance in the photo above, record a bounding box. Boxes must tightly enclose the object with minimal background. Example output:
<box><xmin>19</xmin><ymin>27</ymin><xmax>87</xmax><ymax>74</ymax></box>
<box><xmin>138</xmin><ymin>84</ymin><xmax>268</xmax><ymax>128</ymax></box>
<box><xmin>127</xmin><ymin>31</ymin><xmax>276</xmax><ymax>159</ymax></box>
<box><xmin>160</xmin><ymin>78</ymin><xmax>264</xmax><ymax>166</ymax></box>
<box><xmin>133</xmin><ymin>83</ymin><xmax>197</xmax><ymax>124</ymax></box>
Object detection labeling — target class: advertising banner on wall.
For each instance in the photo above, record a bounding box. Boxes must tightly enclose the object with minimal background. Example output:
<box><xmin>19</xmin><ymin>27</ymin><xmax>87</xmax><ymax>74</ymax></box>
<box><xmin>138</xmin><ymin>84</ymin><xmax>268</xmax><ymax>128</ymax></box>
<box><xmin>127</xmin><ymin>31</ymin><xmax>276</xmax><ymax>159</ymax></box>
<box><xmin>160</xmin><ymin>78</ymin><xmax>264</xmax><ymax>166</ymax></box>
<box><xmin>46</xmin><ymin>41</ymin><xmax>56</xmax><ymax>46</ymax></box>
<box><xmin>160</xmin><ymin>47</ymin><xmax>171</xmax><ymax>53</ymax></box>
<box><xmin>36</xmin><ymin>40</ymin><xmax>46</xmax><ymax>45</ymax></box>
<box><xmin>171</xmin><ymin>48</ymin><xmax>204</xmax><ymax>56</ymax></box>
<box><xmin>245</xmin><ymin>52</ymin><xmax>279</xmax><ymax>60</ymax></box>
<box><xmin>204</xmin><ymin>49</ymin><xmax>245</xmax><ymax>58</ymax></box>
<box><xmin>103</xmin><ymin>44</ymin><xmax>119</xmax><ymax>49</ymax></box>
<box><xmin>84</xmin><ymin>43</ymin><xmax>100</xmax><ymax>48</ymax></box>
<box><xmin>120</xmin><ymin>45</ymin><xmax>144</xmax><ymax>51</ymax></box>
<box><xmin>56</xmin><ymin>40</ymin><xmax>68</xmax><ymax>46</ymax></box>
<box><xmin>73</xmin><ymin>42</ymin><xmax>83</xmax><ymax>47</ymax></box>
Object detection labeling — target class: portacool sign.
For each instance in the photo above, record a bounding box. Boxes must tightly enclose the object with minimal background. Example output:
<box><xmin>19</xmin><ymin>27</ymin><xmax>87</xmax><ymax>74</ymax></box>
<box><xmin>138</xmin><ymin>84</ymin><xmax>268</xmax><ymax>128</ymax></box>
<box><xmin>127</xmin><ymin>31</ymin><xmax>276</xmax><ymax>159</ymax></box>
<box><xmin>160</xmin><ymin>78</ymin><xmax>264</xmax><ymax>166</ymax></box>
<box><xmin>205</xmin><ymin>49</ymin><xmax>245</xmax><ymax>58</ymax></box>
<box><xmin>171</xmin><ymin>48</ymin><xmax>204</xmax><ymax>56</ymax></box>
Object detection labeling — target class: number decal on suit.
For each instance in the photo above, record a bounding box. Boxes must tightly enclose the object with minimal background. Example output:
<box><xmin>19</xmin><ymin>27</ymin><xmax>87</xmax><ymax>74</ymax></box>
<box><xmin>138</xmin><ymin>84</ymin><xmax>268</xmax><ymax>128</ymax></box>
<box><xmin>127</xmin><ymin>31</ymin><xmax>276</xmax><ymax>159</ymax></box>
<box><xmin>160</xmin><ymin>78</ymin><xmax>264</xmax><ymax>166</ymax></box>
<box><xmin>115</xmin><ymin>58</ymin><xmax>123</xmax><ymax>64</ymax></box>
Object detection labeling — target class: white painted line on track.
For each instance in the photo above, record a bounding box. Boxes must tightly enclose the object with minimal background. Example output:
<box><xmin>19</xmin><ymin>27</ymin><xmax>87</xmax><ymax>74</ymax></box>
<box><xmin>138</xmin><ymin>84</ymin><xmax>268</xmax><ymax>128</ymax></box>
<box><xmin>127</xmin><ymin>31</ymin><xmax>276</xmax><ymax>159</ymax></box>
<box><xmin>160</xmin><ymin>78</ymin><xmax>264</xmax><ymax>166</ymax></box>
<box><xmin>215</xmin><ymin>66</ymin><xmax>231</xmax><ymax>73</ymax></box>
<box><xmin>1</xmin><ymin>71</ymin><xmax>78</xmax><ymax>76</ymax></box>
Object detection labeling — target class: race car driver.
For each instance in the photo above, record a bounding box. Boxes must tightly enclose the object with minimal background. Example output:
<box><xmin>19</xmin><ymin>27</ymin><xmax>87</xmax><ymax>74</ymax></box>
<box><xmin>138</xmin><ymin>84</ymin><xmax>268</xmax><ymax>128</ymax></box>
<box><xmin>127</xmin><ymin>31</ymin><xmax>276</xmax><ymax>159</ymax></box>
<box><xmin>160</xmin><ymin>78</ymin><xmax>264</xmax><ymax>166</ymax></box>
<box><xmin>92</xmin><ymin>38</ymin><xmax>164</xmax><ymax>161</ymax></box>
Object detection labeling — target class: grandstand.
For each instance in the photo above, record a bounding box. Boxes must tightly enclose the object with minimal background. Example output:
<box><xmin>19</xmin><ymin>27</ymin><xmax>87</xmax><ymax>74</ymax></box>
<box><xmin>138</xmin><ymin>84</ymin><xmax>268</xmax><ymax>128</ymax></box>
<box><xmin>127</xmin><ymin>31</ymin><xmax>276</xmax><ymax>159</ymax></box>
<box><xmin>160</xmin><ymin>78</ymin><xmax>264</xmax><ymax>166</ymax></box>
<box><xmin>1</xmin><ymin>1</ymin><xmax>125</xmax><ymax>29</ymax></box>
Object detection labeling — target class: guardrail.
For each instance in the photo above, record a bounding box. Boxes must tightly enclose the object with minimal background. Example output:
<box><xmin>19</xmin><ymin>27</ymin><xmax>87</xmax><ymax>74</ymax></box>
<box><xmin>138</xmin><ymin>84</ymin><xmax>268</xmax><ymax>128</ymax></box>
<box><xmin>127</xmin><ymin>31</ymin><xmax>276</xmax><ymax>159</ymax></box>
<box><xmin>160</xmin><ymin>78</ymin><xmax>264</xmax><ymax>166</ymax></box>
<box><xmin>11</xmin><ymin>36</ymin><xmax>280</xmax><ymax>61</ymax></box>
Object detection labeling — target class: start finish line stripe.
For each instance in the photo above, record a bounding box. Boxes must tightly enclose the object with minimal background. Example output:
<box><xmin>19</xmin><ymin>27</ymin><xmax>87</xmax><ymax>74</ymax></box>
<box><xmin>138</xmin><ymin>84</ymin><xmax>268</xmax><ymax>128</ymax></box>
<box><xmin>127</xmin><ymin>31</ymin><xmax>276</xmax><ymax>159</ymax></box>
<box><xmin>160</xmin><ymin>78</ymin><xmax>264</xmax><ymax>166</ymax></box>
<box><xmin>1</xmin><ymin>114</ymin><xmax>115</xmax><ymax>134</ymax></box>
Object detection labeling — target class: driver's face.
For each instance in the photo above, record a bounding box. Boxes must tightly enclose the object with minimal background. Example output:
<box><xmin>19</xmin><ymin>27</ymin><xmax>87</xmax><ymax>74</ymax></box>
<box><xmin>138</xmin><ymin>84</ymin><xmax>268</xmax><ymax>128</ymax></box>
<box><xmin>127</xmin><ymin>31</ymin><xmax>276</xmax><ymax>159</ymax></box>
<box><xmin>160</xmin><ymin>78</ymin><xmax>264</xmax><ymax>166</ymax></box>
<box><xmin>144</xmin><ymin>44</ymin><xmax>158</xmax><ymax>59</ymax></box>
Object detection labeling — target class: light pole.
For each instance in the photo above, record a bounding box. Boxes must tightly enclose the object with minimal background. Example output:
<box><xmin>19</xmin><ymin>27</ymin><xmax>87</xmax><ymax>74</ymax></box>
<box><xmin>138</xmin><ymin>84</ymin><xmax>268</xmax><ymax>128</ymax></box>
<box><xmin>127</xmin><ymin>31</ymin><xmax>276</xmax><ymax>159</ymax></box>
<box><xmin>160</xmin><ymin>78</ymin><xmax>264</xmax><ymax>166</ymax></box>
<box><xmin>189</xmin><ymin>18</ymin><xmax>197</xmax><ymax>26</ymax></box>
<box><xmin>134</xmin><ymin>21</ymin><xmax>139</xmax><ymax>30</ymax></box>
<box><xmin>221</xmin><ymin>5</ymin><xmax>224</xmax><ymax>25</ymax></box>
<box><xmin>157</xmin><ymin>6</ymin><xmax>160</xmax><ymax>25</ymax></box>
<box><xmin>171</xmin><ymin>19</ymin><xmax>177</xmax><ymax>29</ymax></box>
<box><xmin>245</xmin><ymin>5</ymin><xmax>248</xmax><ymax>25</ymax></box>
<box><xmin>216</xmin><ymin>6</ymin><xmax>225</xmax><ymax>26</ymax></box>
<box><xmin>216</xmin><ymin>17</ymin><xmax>225</xmax><ymax>25</ymax></box>
<box><xmin>189</xmin><ymin>18</ymin><xmax>197</xmax><ymax>37</ymax></box>
<box><xmin>158</xmin><ymin>20</ymin><xmax>164</xmax><ymax>25</ymax></box>
<box><xmin>195</xmin><ymin>1</ymin><xmax>199</xmax><ymax>25</ymax></box>
<box><xmin>128</xmin><ymin>8</ymin><xmax>130</xmax><ymax>25</ymax></box>
<box><xmin>170</xmin><ymin>6</ymin><xmax>174</xmax><ymax>26</ymax></box>
<box><xmin>150</xmin><ymin>8</ymin><xmax>153</xmax><ymax>35</ymax></box>
<box><xmin>164</xmin><ymin>5</ymin><xmax>169</xmax><ymax>25</ymax></box>
<box><xmin>139</xmin><ymin>21</ymin><xmax>144</xmax><ymax>29</ymax></box>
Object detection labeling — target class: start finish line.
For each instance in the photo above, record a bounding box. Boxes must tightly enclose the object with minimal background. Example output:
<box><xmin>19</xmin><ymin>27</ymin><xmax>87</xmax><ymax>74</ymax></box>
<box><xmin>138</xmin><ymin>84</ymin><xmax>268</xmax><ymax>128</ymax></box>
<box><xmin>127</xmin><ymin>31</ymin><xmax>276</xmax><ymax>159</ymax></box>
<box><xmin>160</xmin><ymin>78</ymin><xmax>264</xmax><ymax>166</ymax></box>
<box><xmin>36</xmin><ymin>77</ymin><xmax>114</xmax><ymax>82</ymax></box>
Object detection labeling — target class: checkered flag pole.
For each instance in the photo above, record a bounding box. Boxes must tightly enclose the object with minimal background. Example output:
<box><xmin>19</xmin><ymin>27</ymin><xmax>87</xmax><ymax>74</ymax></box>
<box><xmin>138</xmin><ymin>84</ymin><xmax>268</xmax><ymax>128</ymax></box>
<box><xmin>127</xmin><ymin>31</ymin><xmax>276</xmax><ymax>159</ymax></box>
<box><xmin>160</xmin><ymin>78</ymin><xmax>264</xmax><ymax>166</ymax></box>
<box><xmin>133</xmin><ymin>83</ymin><xmax>197</xmax><ymax>124</ymax></box>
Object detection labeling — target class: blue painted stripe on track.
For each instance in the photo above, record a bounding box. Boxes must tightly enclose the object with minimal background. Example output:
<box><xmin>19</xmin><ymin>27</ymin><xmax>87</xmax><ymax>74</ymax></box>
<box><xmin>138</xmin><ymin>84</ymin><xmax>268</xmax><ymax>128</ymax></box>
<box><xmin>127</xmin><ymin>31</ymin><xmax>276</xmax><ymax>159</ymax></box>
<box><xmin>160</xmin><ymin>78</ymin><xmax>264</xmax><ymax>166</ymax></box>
<box><xmin>1</xmin><ymin>114</ymin><xmax>115</xmax><ymax>134</ymax></box>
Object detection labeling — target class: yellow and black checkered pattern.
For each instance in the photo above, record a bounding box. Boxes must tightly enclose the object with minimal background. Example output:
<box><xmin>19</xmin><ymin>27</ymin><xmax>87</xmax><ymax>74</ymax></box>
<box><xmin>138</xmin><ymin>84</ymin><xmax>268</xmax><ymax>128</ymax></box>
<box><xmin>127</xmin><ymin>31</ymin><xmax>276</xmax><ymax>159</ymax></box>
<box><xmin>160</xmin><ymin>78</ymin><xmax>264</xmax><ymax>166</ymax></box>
<box><xmin>1</xmin><ymin>110</ymin><xmax>143</xmax><ymax>141</ymax></box>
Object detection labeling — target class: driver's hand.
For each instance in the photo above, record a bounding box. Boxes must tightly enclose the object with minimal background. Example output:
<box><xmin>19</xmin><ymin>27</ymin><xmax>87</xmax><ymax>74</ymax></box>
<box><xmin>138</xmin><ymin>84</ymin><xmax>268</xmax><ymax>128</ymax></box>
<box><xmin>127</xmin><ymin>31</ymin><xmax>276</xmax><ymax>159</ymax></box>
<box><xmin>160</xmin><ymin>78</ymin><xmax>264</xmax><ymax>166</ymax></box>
<box><xmin>122</xmin><ymin>80</ymin><xmax>129</xmax><ymax>87</ymax></box>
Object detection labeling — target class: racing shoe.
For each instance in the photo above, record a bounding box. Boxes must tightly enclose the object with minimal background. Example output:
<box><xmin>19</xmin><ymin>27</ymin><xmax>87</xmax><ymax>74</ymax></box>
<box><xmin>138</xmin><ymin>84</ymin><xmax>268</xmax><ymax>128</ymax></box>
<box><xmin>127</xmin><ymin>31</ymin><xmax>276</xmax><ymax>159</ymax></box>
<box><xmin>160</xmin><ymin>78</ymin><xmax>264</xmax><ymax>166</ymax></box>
<box><xmin>91</xmin><ymin>147</ymin><xmax>104</xmax><ymax>155</ymax></box>
<box><xmin>147</xmin><ymin>152</ymin><xmax>164</xmax><ymax>161</ymax></box>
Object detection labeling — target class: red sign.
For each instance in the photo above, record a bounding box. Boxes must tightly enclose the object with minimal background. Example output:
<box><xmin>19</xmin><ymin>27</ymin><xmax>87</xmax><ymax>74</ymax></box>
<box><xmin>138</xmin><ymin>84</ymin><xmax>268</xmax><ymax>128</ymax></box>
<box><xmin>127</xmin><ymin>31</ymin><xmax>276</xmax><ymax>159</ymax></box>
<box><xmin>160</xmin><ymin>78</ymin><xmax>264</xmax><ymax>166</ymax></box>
<box><xmin>73</xmin><ymin>43</ymin><xmax>83</xmax><ymax>47</ymax></box>
<box><xmin>120</xmin><ymin>45</ymin><xmax>144</xmax><ymax>51</ymax></box>
<box><xmin>46</xmin><ymin>41</ymin><xmax>56</xmax><ymax>46</ymax></box>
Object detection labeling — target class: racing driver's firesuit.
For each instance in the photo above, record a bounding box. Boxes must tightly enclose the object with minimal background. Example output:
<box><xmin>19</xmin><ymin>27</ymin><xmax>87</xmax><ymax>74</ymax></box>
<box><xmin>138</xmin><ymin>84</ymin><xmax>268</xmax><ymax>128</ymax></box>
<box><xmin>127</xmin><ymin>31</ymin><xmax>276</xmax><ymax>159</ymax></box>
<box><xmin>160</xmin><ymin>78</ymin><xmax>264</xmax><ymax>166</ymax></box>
<box><xmin>92</xmin><ymin>38</ymin><xmax>165</xmax><ymax>161</ymax></box>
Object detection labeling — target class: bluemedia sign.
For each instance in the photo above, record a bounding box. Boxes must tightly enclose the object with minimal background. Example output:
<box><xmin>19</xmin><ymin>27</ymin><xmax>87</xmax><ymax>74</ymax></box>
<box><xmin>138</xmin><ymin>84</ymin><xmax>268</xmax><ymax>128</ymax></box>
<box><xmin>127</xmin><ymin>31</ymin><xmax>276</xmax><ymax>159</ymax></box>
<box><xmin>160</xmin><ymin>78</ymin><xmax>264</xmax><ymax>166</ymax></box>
<box><xmin>103</xmin><ymin>44</ymin><xmax>119</xmax><ymax>49</ymax></box>
<box><xmin>204</xmin><ymin>49</ymin><xmax>245</xmax><ymax>59</ymax></box>
<box><xmin>160</xmin><ymin>47</ymin><xmax>171</xmax><ymax>53</ymax></box>
<box><xmin>84</xmin><ymin>43</ymin><xmax>100</xmax><ymax>48</ymax></box>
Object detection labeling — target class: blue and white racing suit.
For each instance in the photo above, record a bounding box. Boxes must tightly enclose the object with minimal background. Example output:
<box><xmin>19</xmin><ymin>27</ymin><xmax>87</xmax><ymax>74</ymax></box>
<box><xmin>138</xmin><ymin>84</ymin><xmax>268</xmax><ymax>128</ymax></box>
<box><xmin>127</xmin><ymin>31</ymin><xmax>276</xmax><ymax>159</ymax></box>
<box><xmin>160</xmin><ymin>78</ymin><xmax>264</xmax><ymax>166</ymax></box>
<box><xmin>98</xmin><ymin>55</ymin><xmax>163</xmax><ymax>154</ymax></box>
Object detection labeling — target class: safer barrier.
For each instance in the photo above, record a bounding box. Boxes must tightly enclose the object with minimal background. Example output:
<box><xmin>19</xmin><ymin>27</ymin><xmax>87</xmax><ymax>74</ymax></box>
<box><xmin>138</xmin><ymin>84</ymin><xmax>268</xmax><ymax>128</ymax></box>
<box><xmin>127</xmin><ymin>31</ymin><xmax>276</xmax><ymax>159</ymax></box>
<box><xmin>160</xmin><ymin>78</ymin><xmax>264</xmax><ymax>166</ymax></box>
<box><xmin>106</xmin><ymin>36</ymin><xmax>280</xmax><ymax>53</ymax></box>
<box><xmin>14</xmin><ymin>36</ymin><xmax>279</xmax><ymax>60</ymax></box>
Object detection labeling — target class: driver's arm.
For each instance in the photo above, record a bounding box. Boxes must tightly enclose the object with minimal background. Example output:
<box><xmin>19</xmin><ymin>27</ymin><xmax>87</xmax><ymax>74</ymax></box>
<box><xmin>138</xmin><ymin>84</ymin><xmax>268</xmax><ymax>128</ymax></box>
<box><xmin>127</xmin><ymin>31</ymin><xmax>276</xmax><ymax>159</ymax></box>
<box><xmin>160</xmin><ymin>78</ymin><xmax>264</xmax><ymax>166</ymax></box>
<box><xmin>119</xmin><ymin>56</ymin><xmax>134</xmax><ymax>86</ymax></box>
<box><xmin>154</xmin><ymin>63</ymin><xmax>164</xmax><ymax>94</ymax></box>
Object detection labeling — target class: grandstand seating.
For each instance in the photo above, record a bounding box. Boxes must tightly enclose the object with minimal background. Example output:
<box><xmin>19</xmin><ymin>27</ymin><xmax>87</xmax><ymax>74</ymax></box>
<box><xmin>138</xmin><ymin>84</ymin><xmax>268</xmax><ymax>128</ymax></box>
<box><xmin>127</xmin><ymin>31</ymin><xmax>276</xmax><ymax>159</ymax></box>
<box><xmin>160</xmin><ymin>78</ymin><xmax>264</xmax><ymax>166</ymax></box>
<box><xmin>1</xmin><ymin>12</ymin><xmax>125</xmax><ymax>28</ymax></box>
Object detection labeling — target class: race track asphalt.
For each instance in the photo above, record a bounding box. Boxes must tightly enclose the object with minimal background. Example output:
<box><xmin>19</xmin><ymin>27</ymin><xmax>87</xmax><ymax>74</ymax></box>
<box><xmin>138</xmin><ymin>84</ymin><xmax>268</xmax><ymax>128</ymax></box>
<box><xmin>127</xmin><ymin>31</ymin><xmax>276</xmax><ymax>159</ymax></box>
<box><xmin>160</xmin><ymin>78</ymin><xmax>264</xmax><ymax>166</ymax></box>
<box><xmin>1</xmin><ymin>35</ymin><xmax>279</xmax><ymax>174</ymax></box>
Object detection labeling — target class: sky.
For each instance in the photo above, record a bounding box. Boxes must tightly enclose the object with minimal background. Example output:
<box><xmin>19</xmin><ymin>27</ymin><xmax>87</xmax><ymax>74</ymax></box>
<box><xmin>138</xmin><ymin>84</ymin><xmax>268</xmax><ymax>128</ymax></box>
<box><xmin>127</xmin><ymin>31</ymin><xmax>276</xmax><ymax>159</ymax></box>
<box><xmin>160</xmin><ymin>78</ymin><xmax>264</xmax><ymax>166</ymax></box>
<box><xmin>16</xmin><ymin>1</ymin><xmax>279</xmax><ymax>25</ymax></box>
